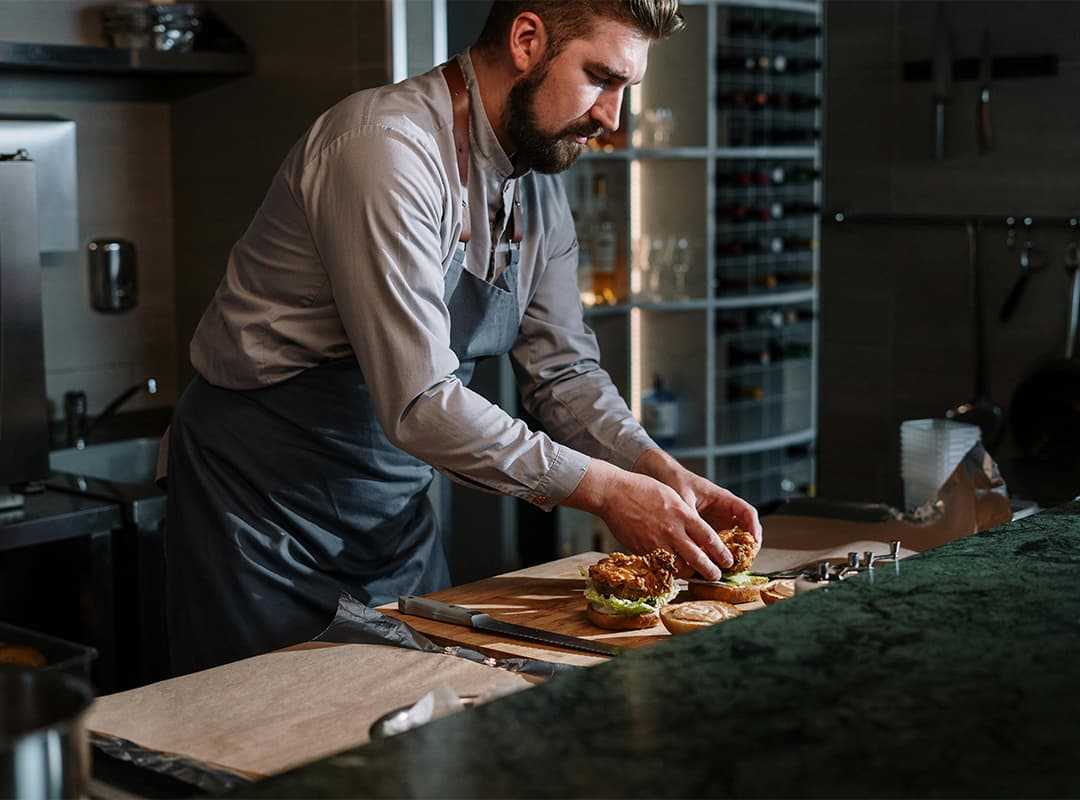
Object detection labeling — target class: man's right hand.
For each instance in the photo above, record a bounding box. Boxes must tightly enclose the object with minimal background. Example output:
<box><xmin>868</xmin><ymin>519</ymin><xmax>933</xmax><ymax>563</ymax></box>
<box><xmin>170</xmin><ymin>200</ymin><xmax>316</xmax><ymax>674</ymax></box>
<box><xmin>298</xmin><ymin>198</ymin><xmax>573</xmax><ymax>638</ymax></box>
<box><xmin>562</xmin><ymin>459</ymin><xmax>735</xmax><ymax>581</ymax></box>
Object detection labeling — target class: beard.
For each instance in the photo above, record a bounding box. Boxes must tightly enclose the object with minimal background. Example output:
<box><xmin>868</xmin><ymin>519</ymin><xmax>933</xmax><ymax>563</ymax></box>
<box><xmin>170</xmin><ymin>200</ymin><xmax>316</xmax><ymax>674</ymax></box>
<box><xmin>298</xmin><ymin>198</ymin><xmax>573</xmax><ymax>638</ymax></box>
<box><xmin>505</xmin><ymin>62</ymin><xmax>602</xmax><ymax>174</ymax></box>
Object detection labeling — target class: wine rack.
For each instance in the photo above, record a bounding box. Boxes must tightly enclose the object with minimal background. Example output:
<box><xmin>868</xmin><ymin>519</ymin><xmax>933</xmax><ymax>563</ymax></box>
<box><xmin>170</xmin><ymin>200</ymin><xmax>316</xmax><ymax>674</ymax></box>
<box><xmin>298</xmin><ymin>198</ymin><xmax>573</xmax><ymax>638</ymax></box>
<box><xmin>558</xmin><ymin>0</ymin><xmax>823</xmax><ymax>554</ymax></box>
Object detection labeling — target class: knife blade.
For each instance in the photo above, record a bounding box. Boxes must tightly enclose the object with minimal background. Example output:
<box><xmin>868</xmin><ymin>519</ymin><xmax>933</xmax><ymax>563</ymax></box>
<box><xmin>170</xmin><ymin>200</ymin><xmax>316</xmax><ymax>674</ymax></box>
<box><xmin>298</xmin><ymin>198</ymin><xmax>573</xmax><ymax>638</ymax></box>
<box><xmin>398</xmin><ymin>595</ymin><xmax>626</xmax><ymax>657</ymax></box>
<box><xmin>930</xmin><ymin>1</ymin><xmax>953</xmax><ymax>161</ymax></box>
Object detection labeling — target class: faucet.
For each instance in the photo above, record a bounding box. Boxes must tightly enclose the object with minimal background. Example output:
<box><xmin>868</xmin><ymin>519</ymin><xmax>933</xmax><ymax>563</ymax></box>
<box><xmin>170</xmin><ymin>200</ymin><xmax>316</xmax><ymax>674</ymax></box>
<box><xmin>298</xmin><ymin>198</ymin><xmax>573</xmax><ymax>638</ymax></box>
<box><xmin>65</xmin><ymin>378</ymin><xmax>158</xmax><ymax>449</ymax></box>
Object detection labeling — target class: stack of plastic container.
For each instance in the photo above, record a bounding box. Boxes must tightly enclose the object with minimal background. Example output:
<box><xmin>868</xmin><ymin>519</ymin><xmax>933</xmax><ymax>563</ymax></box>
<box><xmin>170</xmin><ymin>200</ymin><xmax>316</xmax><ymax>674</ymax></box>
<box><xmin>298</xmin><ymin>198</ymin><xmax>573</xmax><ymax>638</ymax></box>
<box><xmin>900</xmin><ymin>418</ymin><xmax>981</xmax><ymax>510</ymax></box>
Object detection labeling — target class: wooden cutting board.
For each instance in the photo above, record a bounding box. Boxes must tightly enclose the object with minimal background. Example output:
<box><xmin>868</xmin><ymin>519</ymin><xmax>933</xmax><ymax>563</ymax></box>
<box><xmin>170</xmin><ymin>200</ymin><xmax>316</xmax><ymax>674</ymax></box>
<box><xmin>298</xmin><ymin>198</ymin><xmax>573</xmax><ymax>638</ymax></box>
<box><xmin>379</xmin><ymin>530</ymin><xmax>919</xmax><ymax>667</ymax></box>
<box><xmin>378</xmin><ymin>552</ymin><xmax>760</xmax><ymax>667</ymax></box>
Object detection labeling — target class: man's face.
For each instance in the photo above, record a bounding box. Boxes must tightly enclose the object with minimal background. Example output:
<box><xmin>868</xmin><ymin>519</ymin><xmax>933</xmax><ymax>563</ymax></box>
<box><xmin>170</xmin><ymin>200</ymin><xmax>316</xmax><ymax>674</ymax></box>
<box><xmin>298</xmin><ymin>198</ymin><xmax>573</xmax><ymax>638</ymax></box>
<box><xmin>506</xmin><ymin>18</ymin><xmax>650</xmax><ymax>174</ymax></box>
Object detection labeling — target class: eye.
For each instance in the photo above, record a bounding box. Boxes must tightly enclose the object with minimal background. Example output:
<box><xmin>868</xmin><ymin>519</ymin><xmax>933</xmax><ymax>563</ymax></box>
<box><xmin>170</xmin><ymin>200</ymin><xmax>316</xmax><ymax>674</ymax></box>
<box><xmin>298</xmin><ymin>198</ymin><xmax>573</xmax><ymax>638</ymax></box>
<box><xmin>589</xmin><ymin>72</ymin><xmax>610</xmax><ymax>89</ymax></box>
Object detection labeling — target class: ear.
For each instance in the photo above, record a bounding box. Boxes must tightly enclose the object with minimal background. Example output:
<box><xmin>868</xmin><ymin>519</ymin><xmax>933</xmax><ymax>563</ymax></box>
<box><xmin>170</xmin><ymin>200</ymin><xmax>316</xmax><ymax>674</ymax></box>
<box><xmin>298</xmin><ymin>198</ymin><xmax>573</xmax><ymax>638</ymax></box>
<box><xmin>507</xmin><ymin>12</ymin><xmax>547</xmax><ymax>74</ymax></box>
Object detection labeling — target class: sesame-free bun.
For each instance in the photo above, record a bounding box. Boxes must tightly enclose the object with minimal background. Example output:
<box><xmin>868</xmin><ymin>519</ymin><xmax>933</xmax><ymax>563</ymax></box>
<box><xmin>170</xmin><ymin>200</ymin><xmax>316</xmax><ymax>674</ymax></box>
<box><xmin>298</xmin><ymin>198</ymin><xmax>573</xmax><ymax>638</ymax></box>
<box><xmin>585</xmin><ymin>603</ymin><xmax>661</xmax><ymax>630</ymax></box>
<box><xmin>688</xmin><ymin>578</ymin><xmax>771</xmax><ymax>605</ymax></box>
<box><xmin>760</xmin><ymin>579</ymin><xmax>796</xmax><ymax>605</ymax></box>
<box><xmin>660</xmin><ymin>600</ymin><xmax>742</xmax><ymax>635</ymax></box>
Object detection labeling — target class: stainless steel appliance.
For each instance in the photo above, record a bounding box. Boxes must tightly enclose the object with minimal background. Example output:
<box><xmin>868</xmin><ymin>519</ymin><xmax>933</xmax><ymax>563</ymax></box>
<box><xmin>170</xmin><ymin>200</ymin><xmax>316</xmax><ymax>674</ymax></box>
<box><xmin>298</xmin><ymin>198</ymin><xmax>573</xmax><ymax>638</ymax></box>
<box><xmin>0</xmin><ymin>152</ymin><xmax>50</xmax><ymax>510</ymax></box>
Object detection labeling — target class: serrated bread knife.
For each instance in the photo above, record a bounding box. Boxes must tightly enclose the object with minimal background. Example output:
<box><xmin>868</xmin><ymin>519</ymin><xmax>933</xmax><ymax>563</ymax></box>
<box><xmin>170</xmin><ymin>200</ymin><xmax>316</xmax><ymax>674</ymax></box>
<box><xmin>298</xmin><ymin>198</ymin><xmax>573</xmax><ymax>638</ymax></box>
<box><xmin>399</xmin><ymin>595</ymin><xmax>626</xmax><ymax>657</ymax></box>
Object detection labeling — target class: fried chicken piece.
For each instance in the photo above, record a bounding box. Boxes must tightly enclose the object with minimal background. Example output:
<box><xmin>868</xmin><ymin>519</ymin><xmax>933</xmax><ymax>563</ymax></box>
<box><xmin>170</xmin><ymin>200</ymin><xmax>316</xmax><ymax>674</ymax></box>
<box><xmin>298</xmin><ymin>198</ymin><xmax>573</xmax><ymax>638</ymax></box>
<box><xmin>718</xmin><ymin>526</ymin><xmax>760</xmax><ymax>575</ymax></box>
<box><xmin>588</xmin><ymin>548</ymin><xmax>677</xmax><ymax>601</ymax></box>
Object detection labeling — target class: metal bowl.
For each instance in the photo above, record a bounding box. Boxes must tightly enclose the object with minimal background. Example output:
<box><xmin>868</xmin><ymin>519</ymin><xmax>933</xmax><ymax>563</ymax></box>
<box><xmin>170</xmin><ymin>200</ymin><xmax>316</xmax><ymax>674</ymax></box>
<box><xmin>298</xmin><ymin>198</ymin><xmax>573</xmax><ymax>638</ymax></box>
<box><xmin>0</xmin><ymin>664</ymin><xmax>94</xmax><ymax>799</ymax></box>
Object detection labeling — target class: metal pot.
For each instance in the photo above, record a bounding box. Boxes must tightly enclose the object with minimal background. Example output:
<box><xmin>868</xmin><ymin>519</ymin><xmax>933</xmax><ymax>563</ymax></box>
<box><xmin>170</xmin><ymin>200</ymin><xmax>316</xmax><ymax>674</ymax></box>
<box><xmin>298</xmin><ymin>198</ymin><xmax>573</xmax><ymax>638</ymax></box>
<box><xmin>0</xmin><ymin>665</ymin><xmax>94</xmax><ymax>800</ymax></box>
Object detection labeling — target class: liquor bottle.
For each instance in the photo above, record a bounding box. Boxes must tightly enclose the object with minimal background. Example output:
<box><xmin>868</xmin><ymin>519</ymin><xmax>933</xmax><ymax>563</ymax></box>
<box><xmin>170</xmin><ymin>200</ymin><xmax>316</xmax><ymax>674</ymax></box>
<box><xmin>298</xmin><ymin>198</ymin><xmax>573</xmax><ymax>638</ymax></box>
<box><xmin>641</xmin><ymin>375</ymin><xmax>679</xmax><ymax>447</ymax></box>
<box><xmin>572</xmin><ymin>174</ymin><xmax>594</xmax><ymax>304</ymax></box>
<box><xmin>590</xmin><ymin>174</ymin><xmax>619</xmax><ymax>305</ymax></box>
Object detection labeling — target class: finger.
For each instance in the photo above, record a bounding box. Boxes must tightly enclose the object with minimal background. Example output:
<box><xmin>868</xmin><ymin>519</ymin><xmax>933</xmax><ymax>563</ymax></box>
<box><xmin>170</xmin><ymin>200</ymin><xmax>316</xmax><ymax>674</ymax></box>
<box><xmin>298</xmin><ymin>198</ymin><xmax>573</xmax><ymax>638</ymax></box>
<box><xmin>738</xmin><ymin>503</ymin><xmax>763</xmax><ymax>543</ymax></box>
<box><xmin>682</xmin><ymin>518</ymin><xmax>733</xmax><ymax>580</ymax></box>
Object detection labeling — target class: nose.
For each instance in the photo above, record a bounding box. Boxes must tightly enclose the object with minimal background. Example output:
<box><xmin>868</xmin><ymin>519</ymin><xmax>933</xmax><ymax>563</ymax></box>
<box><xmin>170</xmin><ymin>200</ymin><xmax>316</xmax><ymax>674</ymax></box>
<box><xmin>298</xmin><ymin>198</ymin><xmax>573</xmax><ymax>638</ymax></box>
<box><xmin>592</xmin><ymin>88</ymin><xmax>623</xmax><ymax>132</ymax></box>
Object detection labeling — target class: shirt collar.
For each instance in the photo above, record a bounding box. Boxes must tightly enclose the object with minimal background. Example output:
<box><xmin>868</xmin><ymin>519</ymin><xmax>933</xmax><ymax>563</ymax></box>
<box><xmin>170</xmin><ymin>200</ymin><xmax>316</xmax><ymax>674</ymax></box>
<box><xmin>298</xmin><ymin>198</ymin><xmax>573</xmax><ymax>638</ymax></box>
<box><xmin>457</xmin><ymin>49</ymin><xmax>523</xmax><ymax>180</ymax></box>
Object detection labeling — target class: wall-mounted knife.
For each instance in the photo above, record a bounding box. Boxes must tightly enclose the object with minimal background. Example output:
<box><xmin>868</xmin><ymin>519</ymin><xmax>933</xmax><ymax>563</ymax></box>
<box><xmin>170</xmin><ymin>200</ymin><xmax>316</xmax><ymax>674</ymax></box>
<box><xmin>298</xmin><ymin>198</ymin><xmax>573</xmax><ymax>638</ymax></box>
<box><xmin>977</xmin><ymin>28</ymin><xmax>993</xmax><ymax>154</ymax></box>
<box><xmin>931</xmin><ymin>1</ymin><xmax>953</xmax><ymax>161</ymax></box>
<box><xmin>399</xmin><ymin>595</ymin><xmax>626</xmax><ymax>657</ymax></box>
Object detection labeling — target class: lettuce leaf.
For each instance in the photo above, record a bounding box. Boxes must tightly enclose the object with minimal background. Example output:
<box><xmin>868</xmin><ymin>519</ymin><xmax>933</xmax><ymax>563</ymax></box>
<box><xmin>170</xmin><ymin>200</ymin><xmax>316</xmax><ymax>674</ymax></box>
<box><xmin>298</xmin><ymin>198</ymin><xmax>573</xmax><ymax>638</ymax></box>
<box><xmin>583</xmin><ymin>582</ymin><xmax>679</xmax><ymax>616</ymax></box>
<box><xmin>721</xmin><ymin>571</ymin><xmax>769</xmax><ymax>587</ymax></box>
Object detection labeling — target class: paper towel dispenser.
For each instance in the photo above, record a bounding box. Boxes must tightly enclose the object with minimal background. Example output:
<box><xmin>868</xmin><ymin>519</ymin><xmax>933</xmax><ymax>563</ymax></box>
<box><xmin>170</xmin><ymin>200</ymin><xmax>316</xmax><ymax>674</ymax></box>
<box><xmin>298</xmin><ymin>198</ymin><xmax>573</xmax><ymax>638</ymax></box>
<box><xmin>0</xmin><ymin>116</ymin><xmax>78</xmax><ymax>252</ymax></box>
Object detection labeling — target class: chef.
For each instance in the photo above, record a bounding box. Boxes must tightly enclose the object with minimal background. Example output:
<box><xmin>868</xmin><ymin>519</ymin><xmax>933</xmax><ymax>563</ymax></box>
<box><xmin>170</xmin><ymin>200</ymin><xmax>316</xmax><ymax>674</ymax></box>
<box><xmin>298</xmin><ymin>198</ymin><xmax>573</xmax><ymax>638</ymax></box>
<box><xmin>165</xmin><ymin>0</ymin><xmax>761</xmax><ymax>675</ymax></box>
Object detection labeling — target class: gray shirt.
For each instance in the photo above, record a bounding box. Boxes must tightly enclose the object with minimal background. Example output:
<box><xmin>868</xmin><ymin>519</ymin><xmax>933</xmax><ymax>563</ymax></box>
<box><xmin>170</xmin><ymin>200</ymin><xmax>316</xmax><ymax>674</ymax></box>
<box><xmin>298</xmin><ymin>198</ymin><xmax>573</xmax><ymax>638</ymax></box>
<box><xmin>190</xmin><ymin>51</ymin><xmax>656</xmax><ymax>510</ymax></box>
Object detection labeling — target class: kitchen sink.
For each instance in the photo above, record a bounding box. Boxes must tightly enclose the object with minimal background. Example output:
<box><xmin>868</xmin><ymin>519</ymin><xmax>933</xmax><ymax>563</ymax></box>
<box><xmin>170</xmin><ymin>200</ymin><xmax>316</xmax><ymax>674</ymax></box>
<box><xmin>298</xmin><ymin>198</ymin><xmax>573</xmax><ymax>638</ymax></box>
<box><xmin>49</xmin><ymin>436</ymin><xmax>161</xmax><ymax>487</ymax></box>
<box><xmin>48</xmin><ymin>435</ymin><xmax>170</xmax><ymax>687</ymax></box>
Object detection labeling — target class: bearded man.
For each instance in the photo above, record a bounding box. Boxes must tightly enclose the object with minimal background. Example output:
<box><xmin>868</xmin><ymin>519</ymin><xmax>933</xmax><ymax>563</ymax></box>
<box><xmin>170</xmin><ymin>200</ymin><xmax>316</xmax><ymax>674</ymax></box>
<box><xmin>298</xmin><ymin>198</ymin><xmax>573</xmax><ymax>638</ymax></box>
<box><xmin>164</xmin><ymin>0</ymin><xmax>761</xmax><ymax>675</ymax></box>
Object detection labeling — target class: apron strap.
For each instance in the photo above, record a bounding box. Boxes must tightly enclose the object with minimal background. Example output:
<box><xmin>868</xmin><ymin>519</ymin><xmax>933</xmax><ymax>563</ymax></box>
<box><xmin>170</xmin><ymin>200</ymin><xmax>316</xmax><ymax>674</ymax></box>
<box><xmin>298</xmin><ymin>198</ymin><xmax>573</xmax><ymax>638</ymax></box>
<box><xmin>442</xmin><ymin>59</ymin><xmax>471</xmax><ymax>244</ymax></box>
<box><xmin>442</xmin><ymin>58</ymin><xmax>524</xmax><ymax>247</ymax></box>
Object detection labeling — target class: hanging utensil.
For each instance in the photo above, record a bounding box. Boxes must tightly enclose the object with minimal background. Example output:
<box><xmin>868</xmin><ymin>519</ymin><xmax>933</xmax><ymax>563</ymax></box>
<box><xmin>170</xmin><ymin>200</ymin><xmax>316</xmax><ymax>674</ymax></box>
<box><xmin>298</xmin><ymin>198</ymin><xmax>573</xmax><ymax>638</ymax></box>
<box><xmin>999</xmin><ymin>217</ymin><xmax>1048</xmax><ymax>322</ymax></box>
<box><xmin>946</xmin><ymin>219</ymin><xmax>1003</xmax><ymax>448</ymax></box>
<box><xmin>930</xmin><ymin>2</ymin><xmax>953</xmax><ymax>161</ymax></box>
<box><xmin>976</xmin><ymin>28</ymin><xmax>993</xmax><ymax>154</ymax></box>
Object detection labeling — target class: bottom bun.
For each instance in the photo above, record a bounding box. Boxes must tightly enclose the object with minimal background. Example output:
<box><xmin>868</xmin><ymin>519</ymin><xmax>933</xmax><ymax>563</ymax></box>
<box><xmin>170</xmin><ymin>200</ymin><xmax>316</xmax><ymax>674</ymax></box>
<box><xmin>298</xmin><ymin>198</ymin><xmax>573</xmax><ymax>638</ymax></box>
<box><xmin>760</xmin><ymin>579</ymin><xmax>796</xmax><ymax>605</ymax></box>
<box><xmin>660</xmin><ymin>600</ymin><xmax>741</xmax><ymax>635</ymax></box>
<box><xmin>585</xmin><ymin>603</ymin><xmax>661</xmax><ymax>630</ymax></box>
<box><xmin>688</xmin><ymin>579</ymin><xmax>768</xmax><ymax>604</ymax></box>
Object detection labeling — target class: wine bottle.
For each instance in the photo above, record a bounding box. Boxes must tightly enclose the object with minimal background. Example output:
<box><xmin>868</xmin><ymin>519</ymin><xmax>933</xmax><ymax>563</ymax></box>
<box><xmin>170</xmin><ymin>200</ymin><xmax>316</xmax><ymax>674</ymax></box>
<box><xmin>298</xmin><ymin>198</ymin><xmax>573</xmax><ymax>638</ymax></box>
<box><xmin>728</xmin><ymin>17</ymin><xmax>769</xmax><ymax>38</ymax></box>
<box><xmin>769</xmin><ymin>22</ymin><xmax>822</xmax><ymax>41</ymax></box>
<box><xmin>728</xmin><ymin>343</ymin><xmax>772</xmax><ymax>366</ymax></box>
<box><xmin>717</xmin><ymin>204</ymin><xmax>750</xmax><ymax>222</ymax></box>
<box><xmin>771</xmin><ymin>92</ymin><xmax>822</xmax><ymax>111</ymax></box>
<box><xmin>770</xmin><ymin>165</ymin><xmax>820</xmax><ymax>185</ymax></box>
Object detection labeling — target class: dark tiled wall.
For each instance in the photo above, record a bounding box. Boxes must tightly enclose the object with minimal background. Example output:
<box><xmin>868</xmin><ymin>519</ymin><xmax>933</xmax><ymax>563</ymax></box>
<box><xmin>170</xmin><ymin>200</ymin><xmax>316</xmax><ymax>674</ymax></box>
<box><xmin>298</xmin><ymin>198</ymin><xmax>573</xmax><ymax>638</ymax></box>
<box><xmin>821</xmin><ymin>1</ymin><xmax>1080</xmax><ymax>507</ymax></box>
<box><xmin>0</xmin><ymin>1</ymin><xmax>390</xmax><ymax>419</ymax></box>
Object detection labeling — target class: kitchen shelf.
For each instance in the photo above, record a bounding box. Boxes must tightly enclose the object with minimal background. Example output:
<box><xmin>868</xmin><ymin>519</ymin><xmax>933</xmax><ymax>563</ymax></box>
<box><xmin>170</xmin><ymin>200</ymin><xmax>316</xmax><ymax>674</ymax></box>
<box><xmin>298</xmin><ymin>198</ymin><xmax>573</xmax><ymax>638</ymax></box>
<box><xmin>559</xmin><ymin>0</ymin><xmax>823</xmax><ymax>554</ymax></box>
<box><xmin>0</xmin><ymin>40</ymin><xmax>253</xmax><ymax>101</ymax></box>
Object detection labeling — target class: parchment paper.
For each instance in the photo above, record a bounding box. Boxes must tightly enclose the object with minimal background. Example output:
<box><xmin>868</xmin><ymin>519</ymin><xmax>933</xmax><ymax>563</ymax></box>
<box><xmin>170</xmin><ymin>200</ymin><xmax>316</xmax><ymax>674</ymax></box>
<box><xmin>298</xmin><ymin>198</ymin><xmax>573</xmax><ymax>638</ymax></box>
<box><xmin>87</xmin><ymin>642</ymin><xmax>532</xmax><ymax>781</ymax></box>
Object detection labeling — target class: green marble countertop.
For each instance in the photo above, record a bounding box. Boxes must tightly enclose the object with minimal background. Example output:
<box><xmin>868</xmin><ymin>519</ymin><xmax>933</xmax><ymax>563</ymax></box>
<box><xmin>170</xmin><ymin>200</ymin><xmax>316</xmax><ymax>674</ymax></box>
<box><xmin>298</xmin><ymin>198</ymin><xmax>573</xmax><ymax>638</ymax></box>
<box><xmin>234</xmin><ymin>502</ymin><xmax>1080</xmax><ymax>798</ymax></box>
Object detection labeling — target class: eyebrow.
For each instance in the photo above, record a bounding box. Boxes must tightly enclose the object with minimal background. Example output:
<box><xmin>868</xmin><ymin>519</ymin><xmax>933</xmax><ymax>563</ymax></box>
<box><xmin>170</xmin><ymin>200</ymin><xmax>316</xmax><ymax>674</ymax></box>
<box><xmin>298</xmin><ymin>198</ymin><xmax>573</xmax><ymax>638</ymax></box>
<box><xmin>586</xmin><ymin>61</ymin><xmax>635</xmax><ymax>85</ymax></box>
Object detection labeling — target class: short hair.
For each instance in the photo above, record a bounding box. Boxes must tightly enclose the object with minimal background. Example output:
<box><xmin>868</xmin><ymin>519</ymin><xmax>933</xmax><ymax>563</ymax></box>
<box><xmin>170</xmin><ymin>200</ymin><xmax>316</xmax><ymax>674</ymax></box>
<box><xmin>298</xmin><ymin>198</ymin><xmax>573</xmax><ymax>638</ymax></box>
<box><xmin>475</xmin><ymin>0</ymin><xmax>684</xmax><ymax>60</ymax></box>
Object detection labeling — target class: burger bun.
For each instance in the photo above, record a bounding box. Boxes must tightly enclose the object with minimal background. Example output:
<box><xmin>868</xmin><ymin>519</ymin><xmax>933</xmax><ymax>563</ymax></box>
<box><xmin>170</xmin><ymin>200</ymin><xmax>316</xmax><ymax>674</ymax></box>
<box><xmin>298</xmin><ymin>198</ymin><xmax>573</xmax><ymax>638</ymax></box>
<box><xmin>585</xmin><ymin>603</ymin><xmax>661</xmax><ymax>630</ymax></box>
<box><xmin>660</xmin><ymin>600</ymin><xmax>741</xmax><ymax>635</ymax></box>
<box><xmin>760</xmin><ymin>579</ymin><xmax>796</xmax><ymax>605</ymax></box>
<box><xmin>688</xmin><ymin>577</ymin><xmax>773</xmax><ymax>605</ymax></box>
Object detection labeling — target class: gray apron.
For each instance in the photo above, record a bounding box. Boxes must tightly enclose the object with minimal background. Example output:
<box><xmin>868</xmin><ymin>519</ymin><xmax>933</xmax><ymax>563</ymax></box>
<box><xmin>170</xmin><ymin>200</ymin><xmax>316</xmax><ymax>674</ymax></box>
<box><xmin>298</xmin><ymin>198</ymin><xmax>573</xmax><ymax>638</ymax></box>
<box><xmin>165</xmin><ymin>243</ymin><xmax>521</xmax><ymax>675</ymax></box>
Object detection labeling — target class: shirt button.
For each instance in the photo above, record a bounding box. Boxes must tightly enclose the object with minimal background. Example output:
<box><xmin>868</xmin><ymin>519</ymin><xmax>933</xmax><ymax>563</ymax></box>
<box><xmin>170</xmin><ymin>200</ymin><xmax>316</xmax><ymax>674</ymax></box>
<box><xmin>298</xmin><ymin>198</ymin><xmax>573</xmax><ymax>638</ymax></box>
<box><xmin>533</xmin><ymin>495</ymin><xmax>548</xmax><ymax>505</ymax></box>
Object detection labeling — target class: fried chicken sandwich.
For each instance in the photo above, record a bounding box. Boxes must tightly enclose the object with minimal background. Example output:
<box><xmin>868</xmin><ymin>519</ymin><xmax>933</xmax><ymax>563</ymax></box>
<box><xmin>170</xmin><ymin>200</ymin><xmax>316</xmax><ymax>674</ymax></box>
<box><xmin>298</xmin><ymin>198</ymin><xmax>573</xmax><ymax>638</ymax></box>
<box><xmin>582</xmin><ymin>548</ymin><xmax>679</xmax><ymax>630</ymax></box>
<box><xmin>688</xmin><ymin>526</ymin><xmax>770</xmax><ymax>604</ymax></box>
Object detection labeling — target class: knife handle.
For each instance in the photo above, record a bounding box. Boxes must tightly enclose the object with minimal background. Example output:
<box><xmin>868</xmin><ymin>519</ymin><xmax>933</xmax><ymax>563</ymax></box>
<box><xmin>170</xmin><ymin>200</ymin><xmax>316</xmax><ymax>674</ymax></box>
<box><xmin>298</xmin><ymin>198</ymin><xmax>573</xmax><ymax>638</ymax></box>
<box><xmin>399</xmin><ymin>595</ymin><xmax>477</xmax><ymax>625</ymax></box>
